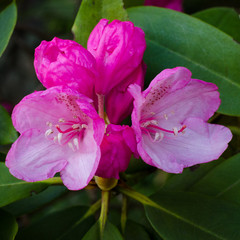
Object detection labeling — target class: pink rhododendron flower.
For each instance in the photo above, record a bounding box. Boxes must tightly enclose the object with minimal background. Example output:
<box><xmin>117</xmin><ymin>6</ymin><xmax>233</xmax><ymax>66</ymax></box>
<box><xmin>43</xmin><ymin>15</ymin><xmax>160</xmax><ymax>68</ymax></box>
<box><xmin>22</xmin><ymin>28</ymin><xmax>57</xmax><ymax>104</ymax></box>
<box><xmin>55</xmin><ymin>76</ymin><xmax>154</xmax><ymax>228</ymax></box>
<box><xmin>6</xmin><ymin>86</ymin><xmax>105</xmax><ymax>190</ymax></box>
<box><xmin>34</xmin><ymin>19</ymin><xmax>146</xmax><ymax>125</ymax></box>
<box><xmin>87</xmin><ymin>19</ymin><xmax>146</xmax><ymax>96</ymax></box>
<box><xmin>129</xmin><ymin>67</ymin><xmax>232</xmax><ymax>173</ymax></box>
<box><xmin>95</xmin><ymin>125</ymin><xmax>136</xmax><ymax>179</ymax></box>
<box><xmin>145</xmin><ymin>0</ymin><xmax>183</xmax><ymax>11</ymax></box>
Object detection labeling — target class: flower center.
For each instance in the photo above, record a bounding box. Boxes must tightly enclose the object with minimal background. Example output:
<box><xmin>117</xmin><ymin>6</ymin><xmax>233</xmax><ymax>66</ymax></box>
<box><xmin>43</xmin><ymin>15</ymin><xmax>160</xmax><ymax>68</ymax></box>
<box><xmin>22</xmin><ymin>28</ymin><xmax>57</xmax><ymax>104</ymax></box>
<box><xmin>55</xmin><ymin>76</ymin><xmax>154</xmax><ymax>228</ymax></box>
<box><xmin>44</xmin><ymin>117</ymin><xmax>88</xmax><ymax>151</ymax></box>
<box><xmin>140</xmin><ymin>117</ymin><xmax>186</xmax><ymax>142</ymax></box>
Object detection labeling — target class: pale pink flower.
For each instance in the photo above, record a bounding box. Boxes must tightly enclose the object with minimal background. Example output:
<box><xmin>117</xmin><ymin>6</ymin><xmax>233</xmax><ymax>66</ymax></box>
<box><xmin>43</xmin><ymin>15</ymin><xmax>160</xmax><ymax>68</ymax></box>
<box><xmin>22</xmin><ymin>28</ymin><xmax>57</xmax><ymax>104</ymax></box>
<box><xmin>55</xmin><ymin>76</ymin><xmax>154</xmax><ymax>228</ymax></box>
<box><xmin>95</xmin><ymin>125</ymin><xmax>137</xmax><ymax>179</ymax></box>
<box><xmin>6</xmin><ymin>86</ymin><xmax>105</xmax><ymax>190</ymax></box>
<box><xmin>129</xmin><ymin>67</ymin><xmax>232</xmax><ymax>173</ymax></box>
<box><xmin>145</xmin><ymin>0</ymin><xmax>183</xmax><ymax>11</ymax></box>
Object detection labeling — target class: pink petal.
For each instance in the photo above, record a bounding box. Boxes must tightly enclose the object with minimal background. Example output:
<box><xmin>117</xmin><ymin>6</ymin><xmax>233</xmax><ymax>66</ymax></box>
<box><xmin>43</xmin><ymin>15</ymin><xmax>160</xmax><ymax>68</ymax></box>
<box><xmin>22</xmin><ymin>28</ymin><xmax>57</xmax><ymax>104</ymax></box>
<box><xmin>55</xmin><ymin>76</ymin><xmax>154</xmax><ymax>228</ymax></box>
<box><xmin>142</xmin><ymin>67</ymin><xmax>220</xmax><ymax>123</ymax></box>
<box><xmin>34</xmin><ymin>37</ymin><xmax>96</xmax><ymax>98</ymax></box>
<box><xmin>144</xmin><ymin>0</ymin><xmax>183</xmax><ymax>11</ymax></box>
<box><xmin>60</xmin><ymin>122</ymin><xmax>102</xmax><ymax>190</ymax></box>
<box><xmin>105</xmin><ymin>62</ymin><xmax>145</xmax><ymax>124</ymax></box>
<box><xmin>95</xmin><ymin>125</ymin><xmax>133</xmax><ymax>179</ymax></box>
<box><xmin>6</xmin><ymin>129</ymin><xmax>67</xmax><ymax>181</ymax></box>
<box><xmin>139</xmin><ymin>118</ymin><xmax>232</xmax><ymax>173</ymax></box>
<box><xmin>87</xmin><ymin>19</ymin><xmax>146</xmax><ymax>95</ymax></box>
<box><xmin>12</xmin><ymin>86</ymin><xmax>93</xmax><ymax>134</ymax></box>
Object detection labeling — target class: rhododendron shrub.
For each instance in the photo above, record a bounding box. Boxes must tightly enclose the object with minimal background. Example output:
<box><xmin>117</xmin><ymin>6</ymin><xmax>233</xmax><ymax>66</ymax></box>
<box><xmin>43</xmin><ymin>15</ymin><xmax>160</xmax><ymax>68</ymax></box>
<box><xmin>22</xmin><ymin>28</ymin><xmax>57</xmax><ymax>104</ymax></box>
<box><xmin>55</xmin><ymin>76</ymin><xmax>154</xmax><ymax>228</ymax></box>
<box><xmin>1</xmin><ymin>1</ymin><xmax>239</xmax><ymax>239</ymax></box>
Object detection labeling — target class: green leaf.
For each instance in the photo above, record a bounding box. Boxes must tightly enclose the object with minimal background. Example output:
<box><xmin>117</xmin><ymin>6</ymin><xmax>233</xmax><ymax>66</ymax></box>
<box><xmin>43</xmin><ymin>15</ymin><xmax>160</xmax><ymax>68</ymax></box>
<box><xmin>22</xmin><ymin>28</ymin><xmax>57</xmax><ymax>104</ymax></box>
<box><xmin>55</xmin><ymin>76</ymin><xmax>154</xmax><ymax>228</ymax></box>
<box><xmin>193</xmin><ymin>7</ymin><xmax>240</xmax><ymax>43</ymax></box>
<box><xmin>0</xmin><ymin>105</ymin><xmax>17</xmax><ymax>145</ymax></box>
<box><xmin>161</xmin><ymin>159</ymin><xmax>225</xmax><ymax>192</ymax></box>
<box><xmin>72</xmin><ymin>0</ymin><xmax>128</xmax><ymax>47</ymax></box>
<box><xmin>189</xmin><ymin>153</ymin><xmax>240</xmax><ymax>204</ymax></box>
<box><xmin>125</xmin><ymin>220</ymin><xmax>151</xmax><ymax>240</ymax></box>
<box><xmin>0</xmin><ymin>209</ymin><xmax>18</xmax><ymax>240</ymax></box>
<box><xmin>0</xmin><ymin>162</ymin><xmax>63</xmax><ymax>207</ymax></box>
<box><xmin>145</xmin><ymin>191</ymin><xmax>240</xmax><ymax>240</ymax></box>
<box><xmin>0</xmin><ymin>1</ymin><xmax>17</xmax><ymax>57</ymax></box>
<box><xmin>16</xmin><ymin>206</ymin><xmax>94</xmax><ymax>240</ymax></box>
<box><xmin>82</xmin><ymin>221</ymin><xmax>123</xmax><ymax>240</ymax></box>
<box><xmin>3</xmin><ymin>186</ymin><xmax>67</xmax><ymax>216</ymax></box>
<box><xmin>128</xmin><ymin>7</ymin><xmax>240</xmax><ymax>116</ymax></box>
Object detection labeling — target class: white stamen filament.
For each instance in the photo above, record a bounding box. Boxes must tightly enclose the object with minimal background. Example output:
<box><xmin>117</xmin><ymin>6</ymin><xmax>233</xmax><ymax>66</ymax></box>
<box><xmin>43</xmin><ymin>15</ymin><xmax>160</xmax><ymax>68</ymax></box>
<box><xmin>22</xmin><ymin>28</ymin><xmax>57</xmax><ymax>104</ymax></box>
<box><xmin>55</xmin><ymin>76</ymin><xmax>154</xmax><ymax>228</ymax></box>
<box><xmin>164</xmin><ymin>114</ymin><xmax>168</xmax><ymax>120</ymax></box>
<box><xmin>68</xmin><ymin>142</ymin><xmax>75</xmax><ymax>151</ymax></box>
<box><xmin>58</xmin><ymin>118</ymin><xmax>65</xmax><ymax>123</ymax></box>
<box><xmin>46</xmin><ymin>121</ymin><xmax>53</xmax><ymax>127</ymax></box>
<box><xmin>141</xmin><ymin>120</ymin><xmax>158</xmax><ymax>128</ymax></box>
<box><xmin>173</xmin><ymin>127</ymin><xmax>178</xmax><ymax>135</ymax></box>
<box><xmin>57</xmin><ymin>133</ymin><xmax>63</xmax><ymax>144</ymax></box>
<box><xmin>45</xmin><ymin>129</ymin><xmax>53</xmax><ymax>137</ymax></box>
<box><xmin>81</xmin><ymin>124</ymin><xmax>88</xmax><ymax>129</ymax></box>
<box><xmin>73</xmin><ymin>138</ymin><xmax>79</xmax><ymax>149</ymax></box>
<box><xmin>154</xmin><ymin>132</ymin><xmax>164</xmax><ymax>142</ymax></box>
<box><xmin>72</xmin><ymin>124</ymin><xmax>80</xmax><ymax>129</ymax></box>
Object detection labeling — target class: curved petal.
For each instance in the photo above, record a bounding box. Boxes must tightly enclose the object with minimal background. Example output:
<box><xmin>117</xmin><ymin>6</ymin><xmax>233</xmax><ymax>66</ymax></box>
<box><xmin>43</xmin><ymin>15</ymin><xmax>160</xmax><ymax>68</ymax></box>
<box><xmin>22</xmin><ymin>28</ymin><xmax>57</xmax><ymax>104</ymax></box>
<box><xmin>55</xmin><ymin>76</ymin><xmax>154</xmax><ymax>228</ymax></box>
<box><xmin>87</xmin><ymin>19</ymin><xmax>146</xmax><ymax>95</ymax></box>
<box><xmin>141</xmin><ymin>67</ymin><xmax>220</xmax><ymax>124</ymax></box>
<box><xmin>95</xmin><ymin>125</ymin><xmax>132</xmax><ymax>179</ymax></box>
<box><xmin>12</xmin><ymin>86</ymin><xmax>93</xmax><ymax>134</ymax></box>
<box><xmin>139</xmin><ymin>118</ymin><xmax>232</xmax><ymax>173</ymax></box>
<box><xmin>6</xmin><ymin>129</ymin><xmax>67</xmax><ymax>181</ymax></box>
<box><xmin>60</xmin><ymin>121</ymin><xmax>102</xmax><ymax>190</ymax></box>
<box><xmin>106</xmin><ymin>62</ymin><xmax>145</xmax><ymax>124</ymax></box>
<box><xmin>34</xmin><ymin>37</ymin><xmax>96</xmax><ymax>98</ymax></box>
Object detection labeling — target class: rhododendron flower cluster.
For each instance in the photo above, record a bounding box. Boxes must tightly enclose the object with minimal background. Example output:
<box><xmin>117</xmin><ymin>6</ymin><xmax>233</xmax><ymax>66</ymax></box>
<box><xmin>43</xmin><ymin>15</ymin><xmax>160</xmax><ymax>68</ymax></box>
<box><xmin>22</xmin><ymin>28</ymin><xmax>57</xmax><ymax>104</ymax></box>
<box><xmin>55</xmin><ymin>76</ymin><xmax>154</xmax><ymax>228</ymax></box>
<box><xmin>6</xmin><ymin>19</ymin><xmax>232</xmax><ymax>190</ymax></box>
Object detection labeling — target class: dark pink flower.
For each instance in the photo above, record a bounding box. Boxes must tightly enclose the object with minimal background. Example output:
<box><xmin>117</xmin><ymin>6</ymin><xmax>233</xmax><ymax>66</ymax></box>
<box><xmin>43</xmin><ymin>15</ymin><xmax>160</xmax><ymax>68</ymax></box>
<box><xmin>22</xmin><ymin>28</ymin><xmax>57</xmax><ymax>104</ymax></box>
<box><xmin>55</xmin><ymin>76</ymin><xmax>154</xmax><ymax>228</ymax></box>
<box><xmin>6</xmin><ymin>86</ymin><xmax>105</xmax><ymax>190</ymax></box>
<box><xmin>145</xmin><ymin>0</ymin><xmax>183</xmax><ymax>11</ymax></box>
<box><xmin>129</xmin><ymin>67</ymin><xmax>232</xmax><ymax>173</ymax></box>
<box><xmin>95</xmin><ymin>125</ymin><xmax>136</xmax><ymax>179</ymax></box>
<box><xmin>34</xmin><ymin>37</ymin><xmax>96</xmax><ymax>99</ymax></box>
<box><xmin>87</xmin><ymin>19</ymin><xmax>146</xmax><ymax>96</ymax></box>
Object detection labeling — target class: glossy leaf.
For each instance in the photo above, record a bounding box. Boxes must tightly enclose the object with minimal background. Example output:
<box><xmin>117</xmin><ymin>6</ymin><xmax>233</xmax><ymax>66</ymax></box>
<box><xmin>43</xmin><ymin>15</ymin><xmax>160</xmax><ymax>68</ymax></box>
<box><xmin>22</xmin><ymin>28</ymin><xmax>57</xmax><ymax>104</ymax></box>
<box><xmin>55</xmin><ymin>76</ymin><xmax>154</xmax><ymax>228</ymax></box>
<box><xmin>193</xmin><ymin>7</ymin><xmax>240</xmax><ymax>43</ymax></box>
<box><xmin>82</xmin><ymin>221</ymin><xmax>123</xmax><ymax>240</ymax></box>
<box><xmin>3</xmin><ymin>186</ymin><xmax>67</xmax><ymax>216</ymax></box>
<box><xmin>0</xmin><ymin>162</ymin><xmax>63</xmax><ymax>207</ymax></box>
<box><xmin>125</xmin><ymin>220</ymin><xmax>151</xmax><ymax>240</ymax></box>
<box><xmin>0</xmin><ymin>1</ymin><xmax>17</xmax><ymax>57</ymax></box>
<box><xmin>0</xmin><ymin>209</ymin><xmax>18</xmax><ymax>240</ymax></box>
<box><xmin>161</xmin><ymin>159</ymin><xmax>225</xmax><ymax>192</ymax></box>
<box><xmin>72</xmin><ymin>0</ymin><xmax>128</xmax><ymax>47</ymax></box>
<box><xmin>145</xmin><ymin>191</ymin><xmax>240</xmax><ymax>239</ymax></box>
<box><xmin>128</xmin><ymin>7</ymin><xmax>240</xmax><ymax>116</ymax></box>
<box><xmin>189</xmin><ymin>153</ymin><xmax>240</xmax><ymax>204</ymax></box>
<box><xmin>16</xmin><ymin>206</ymin><xmax>94</xmax><ymax>240</ymax></box>
<box><xmin>0</xmin><ymin>105</ymin><xmax>17</xmax><ymax>145</ymax></box>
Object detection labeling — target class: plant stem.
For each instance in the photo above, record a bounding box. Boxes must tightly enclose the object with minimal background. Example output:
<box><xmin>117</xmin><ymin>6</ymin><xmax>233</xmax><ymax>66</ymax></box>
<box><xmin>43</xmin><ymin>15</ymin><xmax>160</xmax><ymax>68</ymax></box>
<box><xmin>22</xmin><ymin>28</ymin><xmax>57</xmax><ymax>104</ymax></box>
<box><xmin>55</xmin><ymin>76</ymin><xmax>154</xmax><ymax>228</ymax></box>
<box><xmin>121</xmin><ymin>194</ymin><xmax>127</xmax><ymax>234</ymax></box>
<box><xmin>99</xmin><ymin>190</ymin><xmax>110</xmax><ymax>238</ymax></box>
<box><xmin>39</xmin><ymin>177</ymin><xmax>63</xmax><ymax>185</ymax></box>
<box><xmin>117</xmin><ymin>185</ymin><xmax>160</xmax><ymax>209</ymax></box>
<box><xmin>97</xmin><ymin>94</ymin><xmax>105</xmax><ymax>119</ymax></box>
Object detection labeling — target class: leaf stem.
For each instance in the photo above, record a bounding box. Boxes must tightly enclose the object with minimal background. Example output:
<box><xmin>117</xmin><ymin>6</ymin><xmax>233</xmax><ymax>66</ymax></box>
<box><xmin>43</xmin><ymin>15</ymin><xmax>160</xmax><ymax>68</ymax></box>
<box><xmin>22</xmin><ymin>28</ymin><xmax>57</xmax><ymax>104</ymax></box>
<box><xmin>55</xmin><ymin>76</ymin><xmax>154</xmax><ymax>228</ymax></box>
<box><xmin>38</xmin><ymin>177</ymin><xmax>63</xmax><ymax>185</ymax></box>
<box><xmin>99</xmin><ymin>190</ymin><xmax>110</xmax><ymax>238</ymax></box>
<box><xmin>117</xmin><ymin>185</ymin><xmax>160</xmax><ymax>209</ymax></box>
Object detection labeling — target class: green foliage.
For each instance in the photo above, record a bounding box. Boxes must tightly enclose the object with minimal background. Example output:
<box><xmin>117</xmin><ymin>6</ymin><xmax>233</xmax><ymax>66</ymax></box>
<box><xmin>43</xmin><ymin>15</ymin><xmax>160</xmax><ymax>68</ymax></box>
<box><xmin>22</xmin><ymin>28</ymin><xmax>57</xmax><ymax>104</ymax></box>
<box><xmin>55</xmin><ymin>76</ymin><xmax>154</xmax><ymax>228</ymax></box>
<box><xmin>0</xmin><ymin>209</ymin><xmax>18</xmax><ymax>240</ymax></box>
<box><xmin>145</xmin><ymin>191</ymin><xmax>240</xmax><ymax>240</ymax></box>
<box><xmin>0</xmin><ymin>1</ymin><xmax>17</xmax><ymax>57</ymax></box>
<box><xmin>0</xmin><ymin>105</ymin><xmax>17</xmax><ymax>145</ymax></box>
<box><xmin>82</xmin><ymin>221</ymin><xmax>123</xmax><ymax>240</ymax></box>
<box><xmin>72</xmin><ymin>0</ymin><xmax>128</xmax><ymax>47</ymax></box>
<box><xmin>16</xmin><ymin>206</ymin><xmax>94</xmax><ymax>240</ymax></box>
<box><xmin>0</xmin><ymin>162</ymin><xmax>62</xmax><ymax>207</ymax></box>
<box><xmin>193</xmin><ymin>7</ymin><xmax>240</xmax><ymax>43</ymax></box>
<box><xmin>128</xmin><ymin>6</ymin><xmax>240</xmax><ymax>116</ymax></box>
